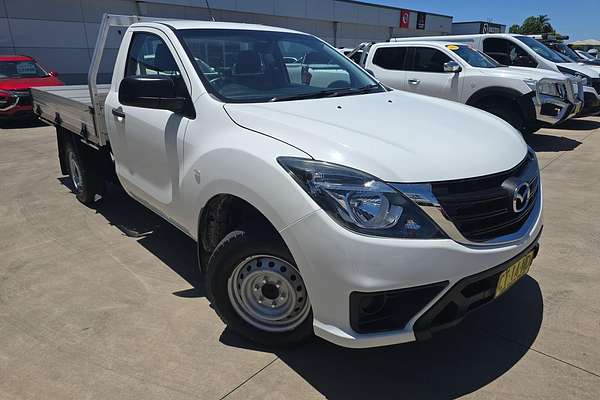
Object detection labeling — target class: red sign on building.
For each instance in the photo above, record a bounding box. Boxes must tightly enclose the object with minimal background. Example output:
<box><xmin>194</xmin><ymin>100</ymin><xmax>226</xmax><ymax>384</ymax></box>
<box><xmin>400</xmin><ymin>9</ymin><xmax>410</xmax><ymax>28</ymax></box>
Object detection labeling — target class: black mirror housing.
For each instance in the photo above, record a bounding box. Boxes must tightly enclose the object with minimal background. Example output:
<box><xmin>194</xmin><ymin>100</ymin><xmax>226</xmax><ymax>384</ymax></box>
<box><xmin>119</xmin><ymin>75</ymin><xmax>187</xmax><ymax>113</ymax></box>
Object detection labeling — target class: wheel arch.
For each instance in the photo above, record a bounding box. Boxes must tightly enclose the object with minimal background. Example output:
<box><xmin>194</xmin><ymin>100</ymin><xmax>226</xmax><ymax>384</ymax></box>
<box><xmin>466</xmin><ymin>86</ymin><xmax>526</xmax><ymax>107</ymax></box>
<box><xmin>196</xmin><ymin>192</ymin><xmax>290</xmax><ymax>271</ymax></box>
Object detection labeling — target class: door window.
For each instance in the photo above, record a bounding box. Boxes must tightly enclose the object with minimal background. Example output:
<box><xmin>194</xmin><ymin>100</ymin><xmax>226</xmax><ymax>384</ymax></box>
<box><xmin>483</xmin><ymin>38</ymin><xmax>537</xmax><ymax>67</ymax></box>
<box><xmin>410</xmin><ymin>47</ymin><xmax>451</xmax><ymax>73</ymax></box>
<box><xmin>125</xmin><ymin>32</ymin><xmax>182</xmax><ymax>78</ymax></box>
<box><xmin>372</xmin><ymin>47</ymin><xmax>408</xmax><ymax>70</ymax></box>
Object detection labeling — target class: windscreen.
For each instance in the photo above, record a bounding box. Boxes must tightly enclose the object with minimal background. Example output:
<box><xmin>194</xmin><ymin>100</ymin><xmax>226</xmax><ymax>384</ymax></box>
<box><xmin>176</xmin><ymin>29</ymin><xmax>381</xmax><ymax>103</ymax></box>
<box><xmin>0</xmin><ymin>60</ymin><xmax>48</xmax><ymax>79</ymax></box>
<box><xmin>515</xmin><ymin>36</ymin><xmax>566</xmax><ymax>63</ymax></box>
<box><xmin>551</xmin><ymin>43</ymin><xmax>581</xmax><ymax>61</ymax></box>
<box><xmin>447</xmin><ymin>44</ymin><xmax>500</xmax><ymax>68</ymax></box>
<box><xmin>578</xmin><ymin>51</ymin><xmax>595</xmax><ymax>60</ymax></box>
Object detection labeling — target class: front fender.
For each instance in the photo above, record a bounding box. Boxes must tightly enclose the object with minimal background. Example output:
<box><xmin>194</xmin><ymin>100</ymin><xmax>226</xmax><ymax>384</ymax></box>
<box><xmin>181</xmin><ymin>139</ymin><xmax>319</xmax><ymax>241</ymax></box>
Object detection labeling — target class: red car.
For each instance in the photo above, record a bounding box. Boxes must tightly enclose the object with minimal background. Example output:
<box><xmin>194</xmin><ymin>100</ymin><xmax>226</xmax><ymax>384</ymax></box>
<box><xmin>0</xmin><ymin>55</ymin><xmax>64</xmax><ymax>120</ymax></box>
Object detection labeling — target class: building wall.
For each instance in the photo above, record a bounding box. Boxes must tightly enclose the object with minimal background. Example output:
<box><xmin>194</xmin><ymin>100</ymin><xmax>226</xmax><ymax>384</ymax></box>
<box><xmin>452</xmin><ymin>21</ymin><xmax>506</xmax><ymax>35</ymax></box>
<box><xmin>0</xmin><ymin>0</ymin><xmax>453</xmax><ymax>84</ymax></box>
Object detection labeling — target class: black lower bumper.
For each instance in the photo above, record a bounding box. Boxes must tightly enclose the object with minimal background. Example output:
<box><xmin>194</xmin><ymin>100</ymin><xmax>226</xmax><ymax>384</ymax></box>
<box><xmin>413</xmin><ymin>231</ymin><xmax>541</xmax><ymax>341</ymax></box>
<box><xmin>579</xmin><ymin>92</ymin><xmax>600</xmax><ymax>117</ymax></box>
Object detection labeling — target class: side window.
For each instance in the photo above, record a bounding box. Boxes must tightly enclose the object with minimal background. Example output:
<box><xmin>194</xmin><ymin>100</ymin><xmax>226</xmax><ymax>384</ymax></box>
<box><xmin>483</xmin><ymin>38</ymin><xmax>510</xmax><ymax>64</ymax></box>
<box><xmin>372</xmin><ymin>47</ymin><xmax>408</xmax><ymax>70</ymax></box>
<box><xmin>507</xmin><ymin>42</ymin><xmax>537</xmax><ymax>67</ymax></box>
<box><xmin>411</xmin><ymin>47</ymin><xmax>450</xmax><ymax>73</ymax></box>
<box><xmin>125</xmin><ymin>32</ymin><xmax>182</xmax><ymax>78</ymax></box>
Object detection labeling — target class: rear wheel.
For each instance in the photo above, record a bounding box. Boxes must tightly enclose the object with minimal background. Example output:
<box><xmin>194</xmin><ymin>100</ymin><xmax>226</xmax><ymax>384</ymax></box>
<box><xmin>64</xmin><ymin>142</ymin><xmax>103</xmax><ymax>205</ymax></box>
<box><xmin>206</xmin><ymin>229</ymin><xmax>313</xmax><ymax>347</ymax></box>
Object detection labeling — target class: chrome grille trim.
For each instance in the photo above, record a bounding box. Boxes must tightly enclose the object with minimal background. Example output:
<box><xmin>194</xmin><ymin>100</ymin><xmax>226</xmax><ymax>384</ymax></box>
<box><xmin>391</xmin><ymin>151</ymin><xmax>542</xmax><ymax>247</ymax></box>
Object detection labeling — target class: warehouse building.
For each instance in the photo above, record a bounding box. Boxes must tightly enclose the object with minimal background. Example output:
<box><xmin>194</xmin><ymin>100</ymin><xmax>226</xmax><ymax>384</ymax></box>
<box><xmin>452</xmin><ymin>21</ymin><xmax>506</xmax><ymax>35</ymax></box>
<box><xmin>0</xmin><ymin>0</ymin><xmax>452</xmax><ymax>84</ymax></box>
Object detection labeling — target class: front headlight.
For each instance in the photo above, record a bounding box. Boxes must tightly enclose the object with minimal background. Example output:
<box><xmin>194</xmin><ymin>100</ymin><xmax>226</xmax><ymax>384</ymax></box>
<box><xmin>278</xmin><ymin>157</ymin><xmax>445</xmax><ymax>239</ymax></box>
<box><xmin>527</xmin><ymin>78</ymin><xmax>571</xmax><ymax>99</ymax></box>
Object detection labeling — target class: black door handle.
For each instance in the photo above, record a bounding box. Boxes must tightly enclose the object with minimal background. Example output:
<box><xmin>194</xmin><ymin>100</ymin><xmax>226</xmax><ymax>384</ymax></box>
<box><xmin>112</xmin><ymin>107</ymin><xmax>125</xmax><ymax>118</ymax></box>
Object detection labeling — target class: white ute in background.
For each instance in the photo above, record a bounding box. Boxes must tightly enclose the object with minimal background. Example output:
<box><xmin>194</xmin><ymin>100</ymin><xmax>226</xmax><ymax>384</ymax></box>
<box><xmin>390</xmin><ymin>33</ymin><xmax>600</xmax><ymax>118</ymax></box>
<box><xmin>358</xmin><ymin>40</ymin><xmax>582</xmax><ymax>134</ymax></box>
<box><xmin>32</xmin><ymin>15</ymin><xmax>543</xmax><ymax>348</ymax></box>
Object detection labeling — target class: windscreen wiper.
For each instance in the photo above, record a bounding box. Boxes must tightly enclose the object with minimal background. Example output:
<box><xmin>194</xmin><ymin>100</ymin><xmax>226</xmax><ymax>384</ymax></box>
<box><xmin>269</xmin><ymin>84</ymin><xmax>382</xmax><ymax>102</ymax></box>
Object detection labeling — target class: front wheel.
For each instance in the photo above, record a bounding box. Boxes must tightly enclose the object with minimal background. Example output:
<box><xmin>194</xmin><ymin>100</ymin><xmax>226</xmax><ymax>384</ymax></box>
<box><xmin>478</xmin><ymin>101</ymin><xmax>528</xmax><ymax>134</ymax></box>
<box><xmin>206</xmin><ymin>230</ymin><xmax>313</xmax><ymax>347</ymax></box>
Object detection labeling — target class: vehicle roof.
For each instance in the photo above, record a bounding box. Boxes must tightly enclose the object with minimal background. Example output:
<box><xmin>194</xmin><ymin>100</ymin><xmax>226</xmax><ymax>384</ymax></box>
<box><xmin>143</xmin><ymin>20</ymin><xmax>306</xmax><ymax>35</ymax></box>
<box><xmin>374</xmin><ymin>41</ymin><xmax>463</xmax><ymax>47</ymax></box>
<box><xmin>0</xmin><ymin>55</ymin><xmax>34</xmax><ymax>62</ymax></box>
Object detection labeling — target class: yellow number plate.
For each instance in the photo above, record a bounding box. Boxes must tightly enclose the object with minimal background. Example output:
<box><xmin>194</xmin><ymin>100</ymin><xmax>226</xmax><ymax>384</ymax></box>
<box><xmin>495</xmin><ymin>251</ymin><xmax>535</xmax><ymax>298</ymax></box>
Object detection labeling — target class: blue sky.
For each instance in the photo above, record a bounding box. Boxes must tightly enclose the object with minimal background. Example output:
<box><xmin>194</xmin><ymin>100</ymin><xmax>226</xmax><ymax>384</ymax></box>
<box><xmin>362</xmin><ymin>0</ymin><xmax>600</xmax><ymax>41</ymax></box>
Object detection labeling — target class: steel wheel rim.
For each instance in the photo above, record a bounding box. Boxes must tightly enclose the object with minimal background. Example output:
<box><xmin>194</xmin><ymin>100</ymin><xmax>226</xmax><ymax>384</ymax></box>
<box><xmin>227</xmin><ymin>255</ymin><xmax>310</xmax><ymax>332</ymax></box>
<box><xmin>68</xmin><ymin>151</ymin><xmax>82</xmax><ymax>191</ymax></box>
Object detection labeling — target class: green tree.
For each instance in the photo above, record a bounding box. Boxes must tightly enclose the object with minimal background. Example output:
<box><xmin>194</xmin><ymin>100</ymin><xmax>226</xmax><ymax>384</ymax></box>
<box><xmin>510</xmin><ymin>15</ymin><xmax>557</xmax><ymax>35</ymax></box>
<box><xmin>509</xmin><ymin>24</ymin><xmax>522</xmax><ymax>34</ymax></box>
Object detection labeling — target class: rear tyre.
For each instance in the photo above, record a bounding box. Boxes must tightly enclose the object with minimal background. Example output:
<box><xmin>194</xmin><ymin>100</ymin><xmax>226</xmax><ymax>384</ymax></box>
<box><xmin>64</xmin><ymin>142</ymin><xmax>103</xmax><ymax>205</ymax></box>
<box><xmin>206</xmin><ymin>229</ymin><xmax>313</xmax><ymax>347</ymax></box>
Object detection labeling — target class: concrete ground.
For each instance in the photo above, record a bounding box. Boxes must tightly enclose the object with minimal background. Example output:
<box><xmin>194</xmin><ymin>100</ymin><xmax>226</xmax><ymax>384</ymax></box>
<box><xmin>1</xmin><ymin>117</ymin><xmax>599</xmax><ymax>400</ymax></box>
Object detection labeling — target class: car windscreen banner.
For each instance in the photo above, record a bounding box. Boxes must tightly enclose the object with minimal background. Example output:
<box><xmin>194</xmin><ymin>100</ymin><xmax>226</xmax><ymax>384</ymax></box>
<box><xmin>417</xmin><ymin>12</ymin><xmax>426</xmax><ymax>30</ymax></box>
<box><xmin>400</xmin><ymin>10</ymin><xmax>410</xmax><ymax>28</ymax></box>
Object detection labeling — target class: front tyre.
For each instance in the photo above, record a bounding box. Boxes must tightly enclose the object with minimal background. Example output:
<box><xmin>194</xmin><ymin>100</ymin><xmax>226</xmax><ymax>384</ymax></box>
<box><xmin>206</xmin><ymin>230</ymin><xmax>313</xmax><ymax>347</ymax></box>
<box><xmin>478</xmin><ymin>101</ymin><xmax>528</xmax><ymax>134</ymax></box>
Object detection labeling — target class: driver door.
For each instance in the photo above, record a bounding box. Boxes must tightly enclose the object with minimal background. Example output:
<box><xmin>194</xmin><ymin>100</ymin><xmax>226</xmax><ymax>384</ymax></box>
<box><xmin>405</xmin><ymin>46</ymin><xmax>461</xmax><ymax>101</ymax></box>
<box><xmin>105</xmin><ymin>29</ymin><xmax>192</xmax><ymax>213</ymax></box>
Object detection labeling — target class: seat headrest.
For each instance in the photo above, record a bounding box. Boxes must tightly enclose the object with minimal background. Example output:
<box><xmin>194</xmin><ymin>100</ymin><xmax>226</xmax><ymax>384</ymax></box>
<box><xmin>154</xmin><ymin>43</ymin><xmax>178</xmax><ymax>72</ymax></box>
<box><xmin>233</xmin><ymin>50</ymin><xmax>264</xmax><ymax>75</ymax></box>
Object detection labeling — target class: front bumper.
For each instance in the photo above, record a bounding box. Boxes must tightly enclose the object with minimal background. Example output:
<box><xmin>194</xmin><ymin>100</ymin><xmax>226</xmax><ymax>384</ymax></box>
<box><xmin>578</xmin><ymin>86</ymin><xmax>600</xmax><ymax>117</ymax></box>
<box><xmin>533</xmin><ymin>79</ymin><xmax>583</xmax><ymax>126</ymax></box>
<box><xmin>0</xmin><ymin>92</ymin><xmax>34</xmax><ymax>120</ymax></box>
<box><xmin>280</xmin><ymin>192</ymin><xmax>543</xmax><ymax>348</ymax></box>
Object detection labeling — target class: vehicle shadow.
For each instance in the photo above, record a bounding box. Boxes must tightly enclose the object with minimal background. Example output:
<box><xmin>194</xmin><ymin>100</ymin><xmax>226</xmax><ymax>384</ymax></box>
<box><xmin>525</xmin><ymin>133</ymin><xmax>581</xmax><ymax>152</ymax></box>
<box><xmin>0</xmin><ymin>117</ymin><xmax>48</xmax><ymax>130</ymax></box>
<box><xmin>550</xmin><ymin>118</ymin><xmax>600</xmax><ymax>131</ymax></box>
<box><xmin>58</xmin><ymin>178</ymin><xmax>206</xmax><ymax>296</ymax></box>
<box><xmin>221</xmin><ymin>276</ymin><xmax>543</xmax><ymax>400</ymax></box>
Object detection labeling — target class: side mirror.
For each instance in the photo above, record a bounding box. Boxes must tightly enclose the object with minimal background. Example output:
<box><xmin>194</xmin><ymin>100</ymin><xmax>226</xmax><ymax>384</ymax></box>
<box><xmin>49</xmin><ymin>71</ymin><xmax>58</xmax><ymax>77</ymax></box>
<box><xmin>119</xmin><ymin>75</ymin><xmax>187</xmax><ymax>113</ymax></box>
<box><xmin>444</xmin><ymin>61</ymin><xmax>462</xmax><ymax>73</ymax></box>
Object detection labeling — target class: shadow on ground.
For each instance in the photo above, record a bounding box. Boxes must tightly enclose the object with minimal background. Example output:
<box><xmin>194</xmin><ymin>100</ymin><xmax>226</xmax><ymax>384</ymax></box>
<box><xmin>550</xmin><ymin>118</ymin><xmax>600</xmax><ymax>131</ymax></box>
<box><xmin>525</xmin><ymin>134</ymin><xmax>581</xmax><ymax>152</ymax></box>
<box><xmin>58</xmin><ymin>178</ymin><xmax>205</xmax><ymax>295</ymax></box>
<box><xmin>59</xmin><ymin>179</ymin><xmax>543</xmax><ymax>400</ymax></box>
<box><xmin>222</xmin><ymin>277</ymin><xmax>543</xmax><ymax>400</ymax></box>
<box><xmin>0</xmin><ymin>117</ymin><xmax>48</xmax><ymax>130</ymax></box>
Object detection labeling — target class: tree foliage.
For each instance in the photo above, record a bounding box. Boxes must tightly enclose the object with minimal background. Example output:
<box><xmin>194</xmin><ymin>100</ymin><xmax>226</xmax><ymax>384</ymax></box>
<box><xmin>509</xmin><ymin>15</ymin><xmax>557</xmax><ymax>35</ymax></box>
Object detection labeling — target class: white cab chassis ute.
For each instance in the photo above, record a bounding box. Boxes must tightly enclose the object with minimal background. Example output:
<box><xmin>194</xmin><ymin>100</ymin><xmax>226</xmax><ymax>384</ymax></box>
<box><xmin>360</xmin><ymin>41</ymin><xmax>582</xmax><ymax>134</ymax></box>
<box><xmin>32</xmin><ymin>15</ymin><xmax>543</xmax><ymax>348</ymax></box>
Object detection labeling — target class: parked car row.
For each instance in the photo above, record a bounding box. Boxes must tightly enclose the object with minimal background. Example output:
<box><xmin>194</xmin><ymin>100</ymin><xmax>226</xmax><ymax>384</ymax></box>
<box><xmin>341</xmin><ymin>33</ymin><xmax>600</xmax><ymax>133</ymax></box>
<box><xmin>28</xmin><ymin>15</ymin><xmax>546</xmax><ymax>349</ymax></box>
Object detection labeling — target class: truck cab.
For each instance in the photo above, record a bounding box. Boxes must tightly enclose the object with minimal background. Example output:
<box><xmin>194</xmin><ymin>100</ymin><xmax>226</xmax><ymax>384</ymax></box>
<box><xmin>363</xmin><ymin>41</ymin><xmax>582</xmax><ymax>133</ymax></box>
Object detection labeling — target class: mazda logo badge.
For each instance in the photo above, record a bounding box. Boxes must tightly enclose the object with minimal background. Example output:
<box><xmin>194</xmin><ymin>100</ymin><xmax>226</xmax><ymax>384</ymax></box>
<box><xmin>512</xmin><ymin>182</ymin><xmax>531</xmax><ymax>213</ymax></box>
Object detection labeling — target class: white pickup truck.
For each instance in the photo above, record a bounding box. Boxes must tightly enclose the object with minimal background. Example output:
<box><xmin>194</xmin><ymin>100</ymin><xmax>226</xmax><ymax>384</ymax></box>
<box><xmin>32</xmin><ymin>15</ymin><xmax>543</xmax><ymax>349</ymax></box>
<box><xmin>356</xmin><ymin>41</ymin><xmax>582</xmax><ymax>134</ymax></box>
<box><xmin>391</xmin><ymin>34</ymin><xmax>600</xmax><ymax>118</ymax></box>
